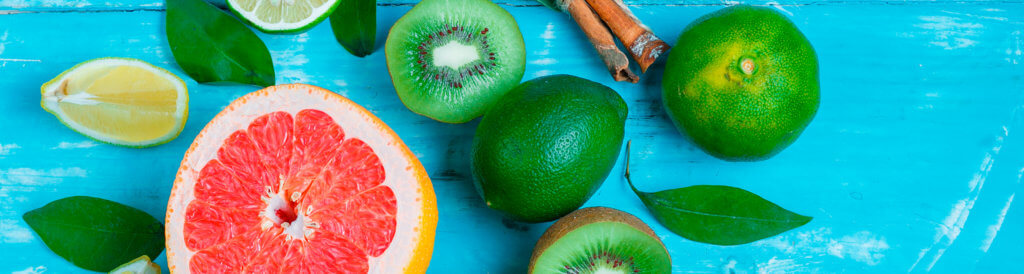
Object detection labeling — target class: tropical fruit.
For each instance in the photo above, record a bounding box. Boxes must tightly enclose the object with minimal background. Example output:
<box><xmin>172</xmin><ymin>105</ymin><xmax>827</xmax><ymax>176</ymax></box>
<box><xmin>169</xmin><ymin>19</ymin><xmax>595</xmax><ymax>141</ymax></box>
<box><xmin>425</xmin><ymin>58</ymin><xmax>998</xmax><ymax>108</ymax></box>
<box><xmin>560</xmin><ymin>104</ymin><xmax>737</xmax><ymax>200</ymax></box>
<box><xmin>165</xmin><ymin>84</ymin><xmax>437</xmax><ymax>273</ymax></box>
<box><xmin>108</xmin><ymin>255</ymin><xmax>160</xmax><ymax>274</ymax></box>
<box><xmin>227</xmin><ymin>0</ymin><xmax>341</xmax><ymax>33</ymax></box>
<box><xmin>385</xmin><ymin>0</ymin><xmax>526</xmax><ymax>123</ymax></box>
<box><xmin>529</xmin><ymin>207</ymin><xmax>671</xmax><ymax>273</ymax></box>
<box><xmin>472</xmin><ymin>75</ymin><xmax>627</xmax><ymax>223</ymax></box>
<box><xmin>40</xmin><ymin>58</ymin><xmax>188</xmax><ymax>148</ymax></box>
<box><xmin>662</xmin><ymin>5</ymin><xmax>819</xmax><ymax>161</ymax></box>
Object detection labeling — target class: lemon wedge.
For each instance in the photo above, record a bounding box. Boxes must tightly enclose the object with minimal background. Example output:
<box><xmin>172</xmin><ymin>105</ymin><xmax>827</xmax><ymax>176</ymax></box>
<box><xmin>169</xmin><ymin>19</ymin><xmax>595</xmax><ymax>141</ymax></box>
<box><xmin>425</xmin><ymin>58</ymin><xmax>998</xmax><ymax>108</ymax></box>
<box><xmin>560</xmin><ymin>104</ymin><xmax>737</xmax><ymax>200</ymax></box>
<box><xmin>41</xmin><ymin>58</ymin><xmax>188</xmax><ymax>147</ymax></box>
<box><xmin>108</xmin><ymin>255</ymin><xmax>160</xmax><ymax>274</ymax></box>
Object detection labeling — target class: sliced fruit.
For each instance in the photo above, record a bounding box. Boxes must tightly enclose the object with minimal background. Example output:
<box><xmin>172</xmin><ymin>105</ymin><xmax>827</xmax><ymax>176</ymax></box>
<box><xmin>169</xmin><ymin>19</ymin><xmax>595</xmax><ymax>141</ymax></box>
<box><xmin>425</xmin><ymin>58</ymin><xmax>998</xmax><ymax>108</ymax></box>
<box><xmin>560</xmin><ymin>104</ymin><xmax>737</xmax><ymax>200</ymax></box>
<box><xmin>40</xmin><ymin>58</ymin><xmax>188</xmax><ymax>148</ymax></box>
<box><xmin>227</xmin><ymin>0</ymin><xmax>342</xmax><ymax>33</ymax></box>
<box><xmin>109</xmin><ymin>255</ymin><xmax>160</xmax><ymax>274</ymax></box>
<box><xmin>385</xmin><ymin>0</ymin><xmax>526</xmax><ymax>123</ymax></box>
<box><xmin>472</xmin><ymin>75</ymin><xmax>627</xmax><ymax>223</ymax></box>
<box><xmin>165</xmin><ymin>84</ymin><xmax>437</xmax><ymax>273</ymax></box>
<box><xmin>529</xmin><ymin>207</ymin><xmax>671</xmax><ymax>274</ymax></box>
<box><xmin>662</xmin><ymin>5</ymin><xmax>819</xmax><ymax>161</ymax></box>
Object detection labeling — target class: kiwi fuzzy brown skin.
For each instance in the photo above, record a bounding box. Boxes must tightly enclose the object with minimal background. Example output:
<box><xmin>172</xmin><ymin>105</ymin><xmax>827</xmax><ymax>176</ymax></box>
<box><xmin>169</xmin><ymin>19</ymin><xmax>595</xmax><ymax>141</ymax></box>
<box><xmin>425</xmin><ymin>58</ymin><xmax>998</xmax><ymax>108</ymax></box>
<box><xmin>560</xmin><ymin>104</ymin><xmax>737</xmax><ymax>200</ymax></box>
<box><xmin>528</xmin><ymin>207</ymin><xmax>670</xmax><ymax>273</ymax></box>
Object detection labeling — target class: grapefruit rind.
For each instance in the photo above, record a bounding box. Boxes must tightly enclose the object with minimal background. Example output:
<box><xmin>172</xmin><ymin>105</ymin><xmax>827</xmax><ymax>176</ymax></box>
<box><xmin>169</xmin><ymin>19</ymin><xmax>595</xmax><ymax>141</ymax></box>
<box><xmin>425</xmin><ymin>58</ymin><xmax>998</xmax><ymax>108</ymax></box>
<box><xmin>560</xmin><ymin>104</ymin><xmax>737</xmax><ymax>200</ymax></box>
<box><xmin>166</xmin><ymin>84</ymin><xmax>436</xmax><ymax>273</ymax></box>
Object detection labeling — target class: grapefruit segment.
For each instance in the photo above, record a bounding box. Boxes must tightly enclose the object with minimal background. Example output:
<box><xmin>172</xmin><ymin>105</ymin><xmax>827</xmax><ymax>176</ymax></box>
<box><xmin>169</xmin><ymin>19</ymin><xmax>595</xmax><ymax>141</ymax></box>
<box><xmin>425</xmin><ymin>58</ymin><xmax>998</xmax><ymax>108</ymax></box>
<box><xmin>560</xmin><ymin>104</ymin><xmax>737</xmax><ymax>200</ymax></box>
<box><xmin>246</xmin><ymin>111</ymin><xmax>294</xmax><ymax>189</ymax></box>
<box><xmin>183</xmin><ymin>200</ymin><xmax>259</xmax><ymax>250</ymax></box>
<box><xmin>303</xmin><ymin>138</ymin><xmax>385</xmax><ymax>211</ymax></box>
<box><xmin>241</xmin><ymin>229</ymin><xmax>289</xmax><ymax>273</ymax></box>
<box><xmin>189</xmin><ymin>228</ymin><xmax>262</xmax><ymax>273</ymax></box>
<box><xmin>194</xmin><ymin>160</ymin><xmax>263</xmax><ymax>210</ymax></box>
<box><xmin>275</xmin><ymin>239</ymin><xmax>307</xmax><ymax>273</ymax></box>
<box><xmin>303</xmin><ymin>231</ymin><xmax>370</xmax><ymax>273</ymax></box>
<box><xmin>167</xmin><ymin>84</ymin><xmax>436</xmax><ymax>273</ymax></box>
<box><xmin>311</xmin><ymin>186</ymin><xmax>397</xmax><ymax>257</ymax></box>
<box><xmin>216</xmin><ymin>131</ymin><xmax>276</xmax><ymax>194</ymax></box>
<box><xmin>287</xmin><ymin>109</ymin><xmax>346</xmax><ymax>197</ymax></box>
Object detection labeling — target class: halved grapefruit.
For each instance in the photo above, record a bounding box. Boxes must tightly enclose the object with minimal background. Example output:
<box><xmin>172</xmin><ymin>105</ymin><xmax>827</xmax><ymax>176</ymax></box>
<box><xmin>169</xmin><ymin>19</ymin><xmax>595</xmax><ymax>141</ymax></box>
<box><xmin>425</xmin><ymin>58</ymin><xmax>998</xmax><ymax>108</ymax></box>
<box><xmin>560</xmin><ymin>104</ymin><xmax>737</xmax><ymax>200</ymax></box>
<box><xmin>166</xmin><ymin>84</ymin><xmax>436</xmax><ymax>273</ymax></box>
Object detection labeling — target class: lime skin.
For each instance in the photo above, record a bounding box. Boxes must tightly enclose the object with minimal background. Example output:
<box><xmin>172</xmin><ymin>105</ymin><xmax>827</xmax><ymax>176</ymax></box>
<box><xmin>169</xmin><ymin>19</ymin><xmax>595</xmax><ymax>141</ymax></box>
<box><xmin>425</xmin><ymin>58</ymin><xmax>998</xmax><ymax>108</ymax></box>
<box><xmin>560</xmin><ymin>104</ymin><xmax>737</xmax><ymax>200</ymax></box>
<box><xmin>471</xmin><ymin>75</ymin><xmax>627</xmax><ymax>223</ymax></box>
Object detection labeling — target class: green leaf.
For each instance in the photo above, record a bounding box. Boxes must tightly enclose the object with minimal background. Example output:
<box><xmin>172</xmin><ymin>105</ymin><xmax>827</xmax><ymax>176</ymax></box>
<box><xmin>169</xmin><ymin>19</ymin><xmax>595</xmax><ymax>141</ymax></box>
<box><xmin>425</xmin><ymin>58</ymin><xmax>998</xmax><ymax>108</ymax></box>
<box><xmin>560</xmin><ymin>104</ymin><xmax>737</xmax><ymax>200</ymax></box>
<box><xmin>166</xmin><ymin>0</ymin><xmax>275</xmax><ymax>86</ymax></box>
<box><xmin>624</xmin><ymin>142</ymin><xmax>811</xmax><ymax>246</ymax></box>
<box><xmin>329</xmin><ymin>0</ymin><xmax>376</xmax><ymax>57</ymax></box>
<box><xmin>22</xmin><ymin>196</ymin><xmax>165</xmax><ymax>272</ymax></box>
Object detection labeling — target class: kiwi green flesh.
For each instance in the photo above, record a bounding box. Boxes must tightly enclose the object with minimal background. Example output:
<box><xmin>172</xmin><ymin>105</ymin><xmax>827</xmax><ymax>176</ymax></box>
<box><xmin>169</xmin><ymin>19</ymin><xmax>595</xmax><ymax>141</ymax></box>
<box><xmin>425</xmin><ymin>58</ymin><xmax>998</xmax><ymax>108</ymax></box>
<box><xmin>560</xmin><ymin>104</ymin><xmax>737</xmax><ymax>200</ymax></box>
<box><xmin>385</xmin><ymin>0</ymin><xmax>526</xmax><ymax>123</ymax></box>
<box><xmin>533</xmin><ymin>222</ymin><xmax>672</xmax><ymax>274</ymax></box>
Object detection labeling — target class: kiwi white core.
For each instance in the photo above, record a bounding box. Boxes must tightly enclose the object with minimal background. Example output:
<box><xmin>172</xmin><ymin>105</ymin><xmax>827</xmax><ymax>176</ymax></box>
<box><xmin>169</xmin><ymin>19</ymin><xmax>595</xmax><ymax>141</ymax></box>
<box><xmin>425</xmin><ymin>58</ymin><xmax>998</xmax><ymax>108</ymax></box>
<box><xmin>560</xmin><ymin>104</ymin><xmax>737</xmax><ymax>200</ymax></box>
<box><xmin>432</xmin><ymin>41</ymin><xmax>480</xmax><ymax>70</ymax></box>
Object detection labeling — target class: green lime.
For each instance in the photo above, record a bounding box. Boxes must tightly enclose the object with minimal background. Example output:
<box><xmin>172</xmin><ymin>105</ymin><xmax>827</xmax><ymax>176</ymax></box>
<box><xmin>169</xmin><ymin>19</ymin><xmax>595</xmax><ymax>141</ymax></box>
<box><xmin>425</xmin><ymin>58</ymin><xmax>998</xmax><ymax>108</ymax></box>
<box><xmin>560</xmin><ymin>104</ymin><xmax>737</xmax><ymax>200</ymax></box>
<box><xmin>662</xmin><ymin>5</ymin><xmax>819</xmax><ymax>161</ymax></box>
<box><xmin>472</xmin><ymin>75</ymin><xmax>627</xmax><ymax>223</ymax></box>
<box><xmin>227</xmin><ymin>0</ymin><xmax>341</xmax><ymax>33</ymax></box>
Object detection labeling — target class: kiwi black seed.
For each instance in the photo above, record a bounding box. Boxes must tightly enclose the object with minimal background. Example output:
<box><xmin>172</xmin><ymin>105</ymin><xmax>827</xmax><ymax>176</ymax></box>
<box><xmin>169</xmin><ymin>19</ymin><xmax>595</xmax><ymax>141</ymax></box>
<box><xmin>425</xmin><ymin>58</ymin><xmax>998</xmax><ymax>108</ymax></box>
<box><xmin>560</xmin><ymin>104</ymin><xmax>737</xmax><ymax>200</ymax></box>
<box><xmin>529</xmin><ymin>207</ymin><xmax>672</xmax><ymax>273</ymax></box>
<box><xmin>385</xmin><ymin>0</ymin><xmax>526</xmax><ymax>123</ymax></box>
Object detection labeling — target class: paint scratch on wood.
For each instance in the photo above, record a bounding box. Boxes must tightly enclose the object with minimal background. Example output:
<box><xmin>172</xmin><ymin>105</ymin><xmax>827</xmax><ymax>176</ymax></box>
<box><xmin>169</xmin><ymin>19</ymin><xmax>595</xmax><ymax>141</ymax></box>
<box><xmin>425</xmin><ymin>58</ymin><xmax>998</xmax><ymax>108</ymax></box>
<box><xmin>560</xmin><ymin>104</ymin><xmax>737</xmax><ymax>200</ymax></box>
<box><xmin>941</xmin><ymin>10</ymin><xmax>1010</xmax><ymax>22</ymax></box>
<box><xmin>0</xmin><ymin>143</ymin><xmax>18</xmax><ymax>156</ymax></box>
<box><xmin>916</xmin><ymin>15</ymin><xmax>982</xmax><ymax>50</ymax></box>
<box><xmin>755</xmin><ymin>227</ymin><xmax>889</xmax><ymax>266</ymax></box>
<box><xmin>0</xmin><ymin>58</ymin><xmax>42</xmax><ymax>62</ymax></box>
<box><xmin>980</xmin><ymin>193</ymin><xmax>1014</xmax><ymax>252</ymax></box>
<box><xmin>10</xmin><ymin>266</ymin><xmax>46</xmax><ymax>274</ymax></box>
<box><xmin>910</xmin><ymin>118</ymin><xmax>1011</xmax><ymax>271</ymax></box>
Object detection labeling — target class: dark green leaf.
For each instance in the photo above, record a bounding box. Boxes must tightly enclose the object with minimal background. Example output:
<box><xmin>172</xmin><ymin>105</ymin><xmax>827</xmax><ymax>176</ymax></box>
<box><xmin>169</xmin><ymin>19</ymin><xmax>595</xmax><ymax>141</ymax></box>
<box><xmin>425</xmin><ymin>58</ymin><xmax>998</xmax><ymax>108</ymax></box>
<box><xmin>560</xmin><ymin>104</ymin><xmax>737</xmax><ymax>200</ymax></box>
<box><xmin>166</xmin><ymin>0</ymin><xmax>275</xmax><ymax>86</ymax></box>
<box><xmin>533</xmin><ymin>0</ymin><xmax>561</xmax><ymax>11</ymax></box>
<box><xmin>624</xmin><ymin>142</ymin><xmax>811</xmax><ymax>245</ymax></box>
<box><xmin>329</xmin><ymin>0</ymin><xmax>376</xmax><ymax>57</ymax></box>
<box><xmin>22</xmin><ymin>196</ymin><xmax>164</xmax><ymax>272</ymax></box>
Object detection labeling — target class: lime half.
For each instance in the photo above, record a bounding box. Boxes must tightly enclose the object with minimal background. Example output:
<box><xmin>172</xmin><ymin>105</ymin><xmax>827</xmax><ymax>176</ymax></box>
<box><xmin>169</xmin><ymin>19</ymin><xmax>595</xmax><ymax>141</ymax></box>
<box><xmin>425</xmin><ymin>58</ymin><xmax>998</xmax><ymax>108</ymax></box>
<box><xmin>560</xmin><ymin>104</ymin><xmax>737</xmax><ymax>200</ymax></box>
<box><xmin>109</xmin><ymin>255</ymin><xmax>160</xmax><ymax>274</ymax></box>
<box><xmin>40</xmin><ymin>58</ymin><xmax>188</xmax><ymax>148</ymax></box>
<box><xmin>228</xmin><ymin>0</ymin><xmax>341</xmax><ymax>33</ymax></box>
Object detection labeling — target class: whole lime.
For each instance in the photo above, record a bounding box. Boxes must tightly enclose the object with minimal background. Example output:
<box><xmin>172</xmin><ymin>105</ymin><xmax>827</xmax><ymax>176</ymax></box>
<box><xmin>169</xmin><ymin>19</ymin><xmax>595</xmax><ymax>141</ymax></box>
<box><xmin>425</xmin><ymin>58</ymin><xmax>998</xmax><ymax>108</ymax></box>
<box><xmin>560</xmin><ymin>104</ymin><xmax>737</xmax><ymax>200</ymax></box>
<box><xmin>662</xmin><ymin>5</ymin><xmax>819</xmax><ymax>161</ymax></box>
<box><xmin>472</xmin><ymin>74</ymin><xmax>627</xmax><ymax>223</ymax></box>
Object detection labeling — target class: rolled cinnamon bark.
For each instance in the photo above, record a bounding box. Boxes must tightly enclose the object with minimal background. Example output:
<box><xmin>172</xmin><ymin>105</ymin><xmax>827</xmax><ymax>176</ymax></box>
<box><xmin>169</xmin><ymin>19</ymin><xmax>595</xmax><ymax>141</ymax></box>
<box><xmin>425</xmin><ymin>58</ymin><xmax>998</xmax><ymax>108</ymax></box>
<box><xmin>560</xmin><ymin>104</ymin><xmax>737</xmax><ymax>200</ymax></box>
<box><xmin>584</xmin><ymin>0</ymin><xmax>669</xmax><ymax>73</ymax></box>
<box><xmin>565</xmin><ymin>0</ymin><xmax>639</xmax><ymax>83</ymax></box>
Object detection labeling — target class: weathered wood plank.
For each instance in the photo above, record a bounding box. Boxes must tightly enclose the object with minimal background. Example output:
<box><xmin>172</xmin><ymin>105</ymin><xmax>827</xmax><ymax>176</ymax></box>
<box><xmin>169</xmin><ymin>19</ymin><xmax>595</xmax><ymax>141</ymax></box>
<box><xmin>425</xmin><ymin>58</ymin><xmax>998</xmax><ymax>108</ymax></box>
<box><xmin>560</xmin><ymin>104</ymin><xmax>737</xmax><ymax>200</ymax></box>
<box><xmin>0</xmin><ymin>3</ymin><xmax>1022</xmax><ymax>273</ymax></box>
<box><xmin>3</xmin><ymin>0</ymin><xmax>1022</xmax><ymax>13</ymax></box>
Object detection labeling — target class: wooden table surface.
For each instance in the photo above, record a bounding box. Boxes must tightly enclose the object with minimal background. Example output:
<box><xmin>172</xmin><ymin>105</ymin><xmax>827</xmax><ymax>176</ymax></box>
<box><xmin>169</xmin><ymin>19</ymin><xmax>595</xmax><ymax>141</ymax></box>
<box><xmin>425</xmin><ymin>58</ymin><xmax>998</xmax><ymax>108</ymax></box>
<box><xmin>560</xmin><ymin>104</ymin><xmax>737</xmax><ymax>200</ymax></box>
<box><xmin>2</xmin><ymin>0</ymin><xmax>1023</xmax><ymax>272</ymax></box>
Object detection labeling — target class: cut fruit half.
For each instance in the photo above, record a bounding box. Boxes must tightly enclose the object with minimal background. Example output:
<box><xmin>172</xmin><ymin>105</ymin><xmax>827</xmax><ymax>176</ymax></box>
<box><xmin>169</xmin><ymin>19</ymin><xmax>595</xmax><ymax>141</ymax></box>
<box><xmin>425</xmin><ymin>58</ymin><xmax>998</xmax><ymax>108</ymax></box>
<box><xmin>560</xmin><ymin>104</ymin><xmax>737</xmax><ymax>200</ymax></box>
<box><xmin>166</xmin><ymin>84</ymin><xmax>437</xmax><ymax>273</ymax></box>
<box><xmin>529</xmin><ymin>207</ymin><xmax>672</xmax><ymax>274</ymax></box>
<box><xmin>109</xmin><ymin>255</ymin><xmax>160</xmax><ymax>274</ymax></box>
<box><xmin>40</xmin><ymin>58</ymin><xmax>188</xmax><ymax>148</ymax></box>
<box><xmin>385</xmin><ymin>0</ymin><xmax>526</xmax><ymax>123</ymax></box>
<box><xmin>227</xmin><ymin>0</ymin><xmax>341</xmax><ymax>33</ymax></box>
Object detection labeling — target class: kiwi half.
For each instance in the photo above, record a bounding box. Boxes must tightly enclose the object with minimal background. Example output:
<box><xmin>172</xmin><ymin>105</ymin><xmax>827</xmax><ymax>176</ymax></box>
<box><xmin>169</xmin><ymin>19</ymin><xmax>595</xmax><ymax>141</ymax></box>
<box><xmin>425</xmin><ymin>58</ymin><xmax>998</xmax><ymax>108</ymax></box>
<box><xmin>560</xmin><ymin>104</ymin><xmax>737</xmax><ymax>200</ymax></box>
<box><xmin>385</xmin><ymin>0</ymin><xmax>526</xmax><ymax>123</ymax></box>
<box><xmin>529</xmin><ymin>207</ymin><xmax>672</xmax><ymax>274</ymax></box>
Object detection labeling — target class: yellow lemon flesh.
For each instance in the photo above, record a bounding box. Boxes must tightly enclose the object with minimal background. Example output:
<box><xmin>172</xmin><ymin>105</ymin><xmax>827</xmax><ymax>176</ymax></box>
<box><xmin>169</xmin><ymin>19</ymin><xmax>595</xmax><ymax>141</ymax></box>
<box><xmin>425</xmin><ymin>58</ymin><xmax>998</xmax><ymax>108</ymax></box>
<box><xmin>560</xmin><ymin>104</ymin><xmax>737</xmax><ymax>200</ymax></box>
<box><xmin>41</xmin><ymin>58</ymin><xmax>188</xmax><ymax>147</ymax></box>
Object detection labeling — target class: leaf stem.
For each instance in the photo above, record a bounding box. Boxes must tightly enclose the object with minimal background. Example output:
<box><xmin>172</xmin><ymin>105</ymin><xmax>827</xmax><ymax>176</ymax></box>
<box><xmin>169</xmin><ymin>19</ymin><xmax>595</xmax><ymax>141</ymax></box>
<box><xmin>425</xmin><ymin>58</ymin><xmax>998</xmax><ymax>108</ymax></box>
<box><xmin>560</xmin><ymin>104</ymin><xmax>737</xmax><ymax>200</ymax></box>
<box><xmin>624</xmin><ymin>140</ymin><xmax>642</xmax><ymax>195</ymax></box>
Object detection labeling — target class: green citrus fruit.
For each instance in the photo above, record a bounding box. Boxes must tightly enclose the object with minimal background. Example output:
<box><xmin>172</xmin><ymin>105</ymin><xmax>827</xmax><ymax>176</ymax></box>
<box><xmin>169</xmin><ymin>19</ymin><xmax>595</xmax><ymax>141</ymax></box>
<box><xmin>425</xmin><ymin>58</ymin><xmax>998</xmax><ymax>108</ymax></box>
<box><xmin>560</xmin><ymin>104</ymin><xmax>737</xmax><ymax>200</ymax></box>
<box><xmin>662</xmin><ymin>5</ymin><xmax>819</xmax><ymax>161</ymax></box>
<box><xmin>227</xmin><ymin>0</ymin><xmax>341</xmax><ymax>33</ymax></box>
<box><xmin>471</xmin><ymin>75</ymin><xmax>627</xmax><ymax>223</ymax></box>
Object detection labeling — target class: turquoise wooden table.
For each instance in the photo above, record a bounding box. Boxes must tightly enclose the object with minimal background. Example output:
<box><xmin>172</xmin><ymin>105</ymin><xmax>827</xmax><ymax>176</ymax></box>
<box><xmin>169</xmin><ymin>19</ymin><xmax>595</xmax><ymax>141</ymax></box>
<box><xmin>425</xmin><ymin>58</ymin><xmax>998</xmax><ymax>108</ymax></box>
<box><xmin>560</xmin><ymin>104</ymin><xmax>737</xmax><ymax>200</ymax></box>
<box><xmin>2</xmin><ymin>0</ymin><xmax>1024</xmax><ymax>272</ymax></box>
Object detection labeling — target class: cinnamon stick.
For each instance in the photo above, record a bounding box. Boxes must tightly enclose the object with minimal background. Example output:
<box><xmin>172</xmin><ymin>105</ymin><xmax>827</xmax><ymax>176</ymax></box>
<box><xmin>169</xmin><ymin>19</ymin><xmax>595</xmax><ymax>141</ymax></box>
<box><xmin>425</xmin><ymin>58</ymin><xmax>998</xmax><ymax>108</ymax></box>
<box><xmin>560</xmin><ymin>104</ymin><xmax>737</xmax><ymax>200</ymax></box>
<box><xmin>584</xmin><ymin>0</ymin><xmax>669</xmax><ymax>73</ymax></box>
<box><xmin>565</xmin><ymin>0</ymin><xmax>638</xmax><ymax>83</ymax></box>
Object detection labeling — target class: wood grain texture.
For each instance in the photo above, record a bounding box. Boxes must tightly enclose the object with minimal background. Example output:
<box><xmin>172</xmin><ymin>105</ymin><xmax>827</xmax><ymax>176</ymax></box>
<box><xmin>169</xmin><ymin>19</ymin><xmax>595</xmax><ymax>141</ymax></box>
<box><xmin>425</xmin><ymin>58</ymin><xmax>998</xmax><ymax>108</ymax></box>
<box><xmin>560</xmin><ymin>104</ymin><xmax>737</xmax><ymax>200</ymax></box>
<box><xmin>1</xmin><ymin>1</ymin><xmax>1023</xmax><ymax>273</ymax></box>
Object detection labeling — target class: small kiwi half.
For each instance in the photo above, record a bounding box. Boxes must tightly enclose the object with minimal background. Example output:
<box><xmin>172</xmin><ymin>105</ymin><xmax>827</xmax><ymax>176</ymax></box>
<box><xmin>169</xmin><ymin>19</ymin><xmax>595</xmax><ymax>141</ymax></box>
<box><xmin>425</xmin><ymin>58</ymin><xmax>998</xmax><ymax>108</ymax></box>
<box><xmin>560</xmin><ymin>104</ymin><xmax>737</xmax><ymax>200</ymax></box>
<box><xmin>529</xmin><ymin>207</ymin><xmax>672</xmax><ymax>274</ymax></box>
<box><xmin>385</xmin><ymin>0</ymin><xmax>526</xmax><ymax>123</ymax></box>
